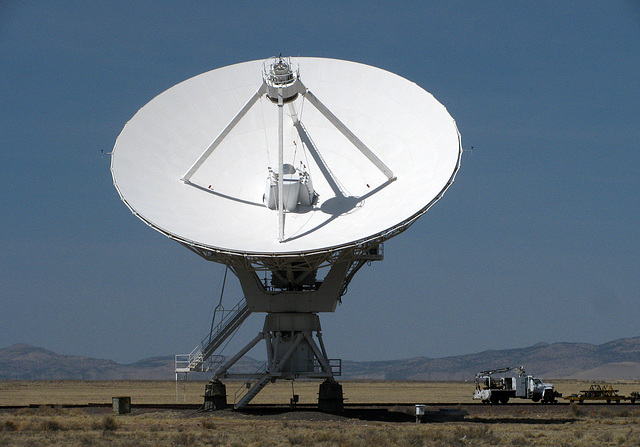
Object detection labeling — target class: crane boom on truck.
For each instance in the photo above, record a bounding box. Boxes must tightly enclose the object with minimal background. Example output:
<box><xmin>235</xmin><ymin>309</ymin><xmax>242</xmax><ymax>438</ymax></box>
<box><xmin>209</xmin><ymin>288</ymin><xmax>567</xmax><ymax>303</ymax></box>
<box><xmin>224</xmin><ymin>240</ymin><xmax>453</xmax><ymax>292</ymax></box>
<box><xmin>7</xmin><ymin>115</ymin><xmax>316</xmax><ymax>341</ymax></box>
<box><xmin>473</xmin><ymin>365</ymin><xmax>561</xmax><ymax>404</ymax></box>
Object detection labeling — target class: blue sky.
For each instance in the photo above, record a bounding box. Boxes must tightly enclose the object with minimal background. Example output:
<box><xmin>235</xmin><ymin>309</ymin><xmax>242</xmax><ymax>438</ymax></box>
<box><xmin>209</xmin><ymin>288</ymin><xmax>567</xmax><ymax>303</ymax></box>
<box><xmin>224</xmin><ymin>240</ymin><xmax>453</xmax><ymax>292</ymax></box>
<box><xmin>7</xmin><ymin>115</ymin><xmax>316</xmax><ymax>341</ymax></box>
<box><xmin>1</xmin><ymin>1</ymin><xmax>639</xmax><ymax>364</ymax></box>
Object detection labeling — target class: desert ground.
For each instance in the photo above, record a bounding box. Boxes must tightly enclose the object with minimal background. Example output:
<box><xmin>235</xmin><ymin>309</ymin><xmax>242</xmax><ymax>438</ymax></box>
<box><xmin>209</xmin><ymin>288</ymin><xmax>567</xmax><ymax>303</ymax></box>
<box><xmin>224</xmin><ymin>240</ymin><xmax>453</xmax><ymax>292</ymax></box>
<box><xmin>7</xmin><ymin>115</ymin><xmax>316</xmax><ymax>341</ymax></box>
<box><xmin>2</xmin><ymin>380</ymin><xmax>640</xmax><ymax>446</ymax></box>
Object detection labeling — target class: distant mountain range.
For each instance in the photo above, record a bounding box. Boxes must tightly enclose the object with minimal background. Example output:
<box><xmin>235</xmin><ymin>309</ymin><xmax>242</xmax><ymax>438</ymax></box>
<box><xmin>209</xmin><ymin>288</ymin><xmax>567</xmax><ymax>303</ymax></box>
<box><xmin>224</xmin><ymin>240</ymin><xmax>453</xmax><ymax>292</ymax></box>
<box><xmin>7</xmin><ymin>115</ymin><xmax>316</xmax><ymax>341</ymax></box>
<box><xmin>3</xmin><ymin>337</ymin><xmax>640</xmax><ymax>381</ymax></box>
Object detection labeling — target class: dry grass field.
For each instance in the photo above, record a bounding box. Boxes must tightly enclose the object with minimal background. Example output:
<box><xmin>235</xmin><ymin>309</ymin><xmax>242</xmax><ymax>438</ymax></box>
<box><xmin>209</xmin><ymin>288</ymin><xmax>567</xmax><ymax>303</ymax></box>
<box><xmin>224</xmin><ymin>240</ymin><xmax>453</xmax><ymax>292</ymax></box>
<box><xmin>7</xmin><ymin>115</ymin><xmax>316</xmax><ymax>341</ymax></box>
<box><xmin>2</xmin><ymin>380</ymin><xmax>640</xmax><ymax>446</ymax></box>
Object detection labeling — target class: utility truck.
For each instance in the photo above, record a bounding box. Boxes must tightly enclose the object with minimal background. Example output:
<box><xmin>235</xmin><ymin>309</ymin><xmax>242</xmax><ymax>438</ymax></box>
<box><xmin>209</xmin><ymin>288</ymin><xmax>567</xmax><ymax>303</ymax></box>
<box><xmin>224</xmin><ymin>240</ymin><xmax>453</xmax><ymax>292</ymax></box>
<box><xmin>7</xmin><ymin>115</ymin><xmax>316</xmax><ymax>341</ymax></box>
<box><xmin>473</xmin><ymin>366</ymin><xmax>561</xmax><ymax>404</ymax></box>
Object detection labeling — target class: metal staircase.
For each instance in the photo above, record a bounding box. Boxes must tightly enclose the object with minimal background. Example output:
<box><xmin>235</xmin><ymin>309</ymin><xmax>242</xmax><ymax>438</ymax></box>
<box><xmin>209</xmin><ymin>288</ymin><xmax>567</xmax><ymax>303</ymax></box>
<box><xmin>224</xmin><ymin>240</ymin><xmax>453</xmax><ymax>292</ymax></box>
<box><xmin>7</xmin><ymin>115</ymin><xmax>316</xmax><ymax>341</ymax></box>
<box><xmin>176</xmin><ymin>297</ymin><xmax>251</xmax><ymax>373</ymax></box>
<box><xmin>233</xmin><ymin>363</ymin><xmax>270</xmax><ymax>409</ymax></box>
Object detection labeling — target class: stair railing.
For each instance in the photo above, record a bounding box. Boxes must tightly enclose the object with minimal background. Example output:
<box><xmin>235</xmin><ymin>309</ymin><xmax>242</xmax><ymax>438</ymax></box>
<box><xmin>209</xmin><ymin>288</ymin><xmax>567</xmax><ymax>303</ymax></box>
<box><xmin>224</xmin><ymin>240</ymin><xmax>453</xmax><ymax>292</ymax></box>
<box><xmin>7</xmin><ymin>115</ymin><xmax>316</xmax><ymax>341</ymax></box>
<box><xmin>233</xmin><ymin>362</ymin><xmax>268</xmax><ymax>405</ymax></box>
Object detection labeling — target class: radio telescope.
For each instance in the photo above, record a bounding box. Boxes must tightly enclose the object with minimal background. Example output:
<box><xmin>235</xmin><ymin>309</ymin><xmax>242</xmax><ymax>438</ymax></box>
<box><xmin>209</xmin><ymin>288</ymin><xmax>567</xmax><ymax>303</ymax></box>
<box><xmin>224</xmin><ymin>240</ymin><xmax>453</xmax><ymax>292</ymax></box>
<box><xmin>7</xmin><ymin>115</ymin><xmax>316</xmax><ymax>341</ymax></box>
<box><xmin>111</xmin><ymin>56</ymin><xmax>462</xmax><ymax>411</ymax></box>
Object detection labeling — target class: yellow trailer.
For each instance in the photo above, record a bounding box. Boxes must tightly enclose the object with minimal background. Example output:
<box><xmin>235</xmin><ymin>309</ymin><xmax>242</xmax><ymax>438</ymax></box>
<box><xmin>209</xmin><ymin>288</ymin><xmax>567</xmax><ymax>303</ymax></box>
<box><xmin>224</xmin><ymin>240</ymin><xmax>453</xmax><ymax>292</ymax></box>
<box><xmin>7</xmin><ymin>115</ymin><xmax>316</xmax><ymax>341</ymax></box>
<box><xmin>564</xmin><ymin>384</ymin><xmax>638</xmax><ymax>404</ymax></box>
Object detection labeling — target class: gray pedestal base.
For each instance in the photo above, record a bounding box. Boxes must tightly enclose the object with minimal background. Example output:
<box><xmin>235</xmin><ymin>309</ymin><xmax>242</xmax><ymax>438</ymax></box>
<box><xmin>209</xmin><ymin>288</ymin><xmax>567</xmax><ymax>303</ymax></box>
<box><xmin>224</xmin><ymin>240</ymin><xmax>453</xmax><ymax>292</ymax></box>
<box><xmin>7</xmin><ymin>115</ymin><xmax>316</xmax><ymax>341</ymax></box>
<box><xmin>318</xmin><ymin>380</ymin><xmax>343</xmax><ymax>413</ymax></box>
<box><xmin>203</xmin><ymin>380</ymin><xmax>227</xmax><ymax>411</ymax></box>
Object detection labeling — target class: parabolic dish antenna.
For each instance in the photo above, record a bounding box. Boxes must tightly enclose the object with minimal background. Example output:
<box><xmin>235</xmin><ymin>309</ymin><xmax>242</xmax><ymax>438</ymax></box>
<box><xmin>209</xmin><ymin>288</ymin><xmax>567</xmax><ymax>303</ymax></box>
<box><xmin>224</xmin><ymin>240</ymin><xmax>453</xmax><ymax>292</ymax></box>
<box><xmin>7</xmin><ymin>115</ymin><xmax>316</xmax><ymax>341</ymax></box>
<box><xmin>111</xmin><ymin>56</ymin><xmax>463</xmax><ymax>411</ymax></box>
<box><xmin>111</xmin><ymin>57</ymin><xmax>461</xmax><ymax>257</ymax></box>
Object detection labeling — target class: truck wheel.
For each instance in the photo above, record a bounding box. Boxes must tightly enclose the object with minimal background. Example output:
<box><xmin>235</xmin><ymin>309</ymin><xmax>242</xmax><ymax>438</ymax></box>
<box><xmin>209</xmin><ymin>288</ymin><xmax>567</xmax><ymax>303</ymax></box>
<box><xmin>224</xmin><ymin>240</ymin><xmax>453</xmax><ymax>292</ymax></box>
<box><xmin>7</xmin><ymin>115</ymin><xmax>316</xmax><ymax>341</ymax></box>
<box><xmin>500</xmin><ymin>396</ymin><xmax>510</xmax><ymax>404</ymax></box>
<box><xmin>490</xmin><ymin>394</ymin><xmax>500</xmax><ymax>404</ymax></box>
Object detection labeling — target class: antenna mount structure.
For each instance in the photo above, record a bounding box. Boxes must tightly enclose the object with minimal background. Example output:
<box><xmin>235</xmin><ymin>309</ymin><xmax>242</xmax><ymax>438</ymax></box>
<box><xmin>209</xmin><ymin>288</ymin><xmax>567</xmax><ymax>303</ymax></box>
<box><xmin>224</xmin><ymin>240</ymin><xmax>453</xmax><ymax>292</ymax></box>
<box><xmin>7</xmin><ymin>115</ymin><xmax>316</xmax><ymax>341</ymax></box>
<box><xmin>111</xmin><ymin>56</ymin><xmax>462</xmax><ymax>411</ymax></box>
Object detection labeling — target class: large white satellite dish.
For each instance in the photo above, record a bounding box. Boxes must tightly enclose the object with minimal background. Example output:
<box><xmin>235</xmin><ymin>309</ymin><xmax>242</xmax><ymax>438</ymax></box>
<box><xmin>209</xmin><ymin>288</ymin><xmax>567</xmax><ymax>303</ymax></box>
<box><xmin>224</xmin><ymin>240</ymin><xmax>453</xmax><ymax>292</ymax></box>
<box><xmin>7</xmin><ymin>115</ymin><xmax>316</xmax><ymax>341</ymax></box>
<box><xmin>111</xmin><ymin>56</ymin><xmax>462</xmax><ymax>411</ymax></box>
<box><xmin>112</xmin><ymin>57</ymin><xmax>460</xmax><ymax>256</ymax></box>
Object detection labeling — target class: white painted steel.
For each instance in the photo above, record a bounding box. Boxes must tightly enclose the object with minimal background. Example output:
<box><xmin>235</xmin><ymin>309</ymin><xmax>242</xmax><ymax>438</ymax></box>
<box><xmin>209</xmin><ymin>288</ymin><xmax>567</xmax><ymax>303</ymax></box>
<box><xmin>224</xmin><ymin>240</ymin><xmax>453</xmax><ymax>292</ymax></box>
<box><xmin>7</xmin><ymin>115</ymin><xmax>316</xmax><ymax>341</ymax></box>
<box><xmin>111</xmin><ymin>58</ymin><xmax>462</xmax><ymax>256</ymax></box>
<box><xmin>300</xmin><ymin>83</ymin><xmax>395</xmax><ymax>180</ymax></box>
<box><xmin>277</xmin><ymin>88</ymin><xmax>285</xmax><ymax>242</ymax></box>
